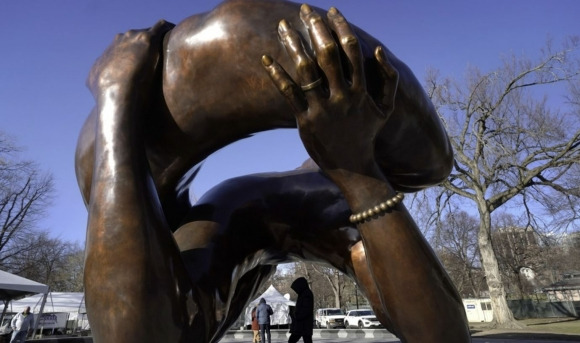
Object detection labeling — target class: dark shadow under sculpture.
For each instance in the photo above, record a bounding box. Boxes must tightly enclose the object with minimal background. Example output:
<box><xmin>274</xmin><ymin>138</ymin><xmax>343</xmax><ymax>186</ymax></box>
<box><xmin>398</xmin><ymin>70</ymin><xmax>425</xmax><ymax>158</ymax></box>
<box><xmin>75</xmin><ymin>1</ymin><xmax>471</xmax><ymax>342</ymax></box>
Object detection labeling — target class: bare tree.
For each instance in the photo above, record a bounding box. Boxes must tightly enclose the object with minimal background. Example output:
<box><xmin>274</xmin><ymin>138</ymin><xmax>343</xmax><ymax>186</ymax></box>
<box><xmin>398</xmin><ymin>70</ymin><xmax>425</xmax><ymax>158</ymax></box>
<box><xmin>272</xmin><ymin>262</ymin><xmax>369</xmax><ymax>312</ymax></box>
<box><xmin>424</xmin><ymin>37</ymin><xmax>580</xmax><ymax>328</ymax></box>
<box><xmin>491</xmin><ymin>213</ymin><xmax>550</xmax><ymax>297</ymax></box>
<box><xmin>269</xmin><ymin>264</ymin><xmax>297</xmax><ymax>296</ymax></box>
<box><xmin>0</xmin><ymin>132</ymin><xmax>54</xmax><ymax>274</ymax></box>
<box><xmin>58</xmin><ymin>244</ymin><xmax>85</xmax><ymax>292</ymax></box>
<box><xmin>292</xmin><ymin>262</ymin><xmax>332</xmax><ymax>309</ymax></box>
<box><xmin>16</xmin><ymin>234</ymin><xmax>85</xmax><ymax>292</ymax></box>
<box><xmin>435</xmin><ymin>211</ymin><xmax>485</xmax><ymax>298</ymax></box>
<box><xmin>286</xmin><ymin>262</ymin><xmax>351</xmax><ymax>310</ymax></box>
<box><xmin>309</xmin><ymin>264</ymin><xmax>346</xmax><ymax>308</ymax></box>
<box><xmin>0</xmin><ymin>133</ymin><xmax>82</xmax><ymax>291</ymax></box>
<box><xmin>543</xmin><ymin>230</ymin><xmax>580</xmax><ymax>283</ymax></box>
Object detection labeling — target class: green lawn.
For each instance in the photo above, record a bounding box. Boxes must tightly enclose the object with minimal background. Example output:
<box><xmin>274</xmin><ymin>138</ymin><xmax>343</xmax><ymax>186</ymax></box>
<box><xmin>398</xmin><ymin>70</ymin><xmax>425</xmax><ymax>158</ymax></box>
<box><xmin>520</xmin><ymin>318</ymin><xmax>580</xmax><ymax>335</ymax></box>
<box><xmin>470</xmin><ymin>317</ymin><xmax>580</xmax><ymax>335</ymax></box>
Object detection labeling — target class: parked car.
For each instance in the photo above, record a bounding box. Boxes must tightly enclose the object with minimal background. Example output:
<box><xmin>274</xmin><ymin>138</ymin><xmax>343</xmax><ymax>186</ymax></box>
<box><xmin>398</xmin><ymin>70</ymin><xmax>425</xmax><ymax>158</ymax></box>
<box><xmin>315</xmin><ymin>308</ymin><xmax>345</xmax><ymax>329</ymax></box>
<box><xmin>344</xmin><ymin>309</ymin><xmax>383</xmax><ymax>329</ymax></box>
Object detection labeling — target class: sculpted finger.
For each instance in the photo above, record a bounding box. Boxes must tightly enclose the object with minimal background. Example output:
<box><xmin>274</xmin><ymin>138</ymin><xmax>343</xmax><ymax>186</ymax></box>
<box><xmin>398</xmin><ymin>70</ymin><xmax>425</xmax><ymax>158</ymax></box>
<box><xmin>375</xmin><ymin>46</ymin><xmax>399</xmax><ymax>118</ymax></box>
<box><xmin>150</xmin><ymin>19</ymin><xmax>175</xmax><ymax>35</ymax></box>
<box><xmin>278</xmin><ymin>19</ymin><xmax>325</xmax><ymax>99</ymax></box>
<box><xmin>261</xmin><ymin>55</ymin><xmax>306</xmax><ymax>112</ymax></box>
<box><xmin>327</xmin><ymin>7</ymin><xmax>364</xmax><ymax>91</ymax></box>
<box><xmin>87</xmin><ymin>21</ymin><xmax>175</xmax><ymax>97</ymax></box>
<box><xmin>300</xmin><ymin>4</ymin><xmax>346</xmax><ymax>94</ymax></box>
<box><xmin>149</xmin><ymin>20</ymin><xmax>176</xmax><ymax>51</ymax></box>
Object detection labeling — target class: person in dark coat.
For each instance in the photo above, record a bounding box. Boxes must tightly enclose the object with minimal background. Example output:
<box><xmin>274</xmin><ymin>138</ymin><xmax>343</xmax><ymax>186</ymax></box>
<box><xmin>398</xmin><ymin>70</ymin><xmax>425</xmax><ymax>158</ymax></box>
<box><xmin>288</xmin><ymin>277</ymin><xmax>314</xmax><ymax>343</ymax></box>
<box><xmin>256</xmin><ymin>298</ymin><xmax>273</xmax><ymax>343</ymax></box>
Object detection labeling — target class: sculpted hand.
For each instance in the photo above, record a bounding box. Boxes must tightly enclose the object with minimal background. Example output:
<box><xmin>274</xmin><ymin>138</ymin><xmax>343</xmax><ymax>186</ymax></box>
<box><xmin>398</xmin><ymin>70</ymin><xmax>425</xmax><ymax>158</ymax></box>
<box><xmin>87</xmin><ymin>20</ymin><xmax>174</xmax><ymax>99</ymax></box>
<box><xmin>262</xmin><ymin>5</ymin><xmax>399</xmax><ymax>176</ymax></box>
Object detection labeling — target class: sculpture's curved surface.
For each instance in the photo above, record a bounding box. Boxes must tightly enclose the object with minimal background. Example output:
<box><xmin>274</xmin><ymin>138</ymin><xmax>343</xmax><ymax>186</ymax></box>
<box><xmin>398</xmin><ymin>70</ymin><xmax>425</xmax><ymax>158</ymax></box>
<box><xmin>76</xmin><ymin>0</ymin><xmax>453</xmax><ymax>227</ymax></box>
<box><xmin>76</xmin><ymin>1</ymin><xmax>468</xmax><ymax>342</ymax></box>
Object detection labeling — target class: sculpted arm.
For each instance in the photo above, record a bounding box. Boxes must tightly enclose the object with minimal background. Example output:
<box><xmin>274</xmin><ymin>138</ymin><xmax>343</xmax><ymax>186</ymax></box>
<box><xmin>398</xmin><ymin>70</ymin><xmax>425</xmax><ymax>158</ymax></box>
<box><xmin>83</xmin><ymin>21</ymin><xmax>193</xmax><ymax>342</ymax></box>
<box><xmin>262</xmin><ymin>5</ymin><xmax>469</xmax><ymax>342</ymax></box>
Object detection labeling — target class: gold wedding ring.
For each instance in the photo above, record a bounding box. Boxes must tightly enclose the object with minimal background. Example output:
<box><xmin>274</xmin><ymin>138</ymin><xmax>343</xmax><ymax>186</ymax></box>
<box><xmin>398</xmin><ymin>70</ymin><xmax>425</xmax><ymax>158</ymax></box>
<box><xmin>301</xmin><ymin>78</ymin><xmax>322</xmax><ymax>92</ymax></box>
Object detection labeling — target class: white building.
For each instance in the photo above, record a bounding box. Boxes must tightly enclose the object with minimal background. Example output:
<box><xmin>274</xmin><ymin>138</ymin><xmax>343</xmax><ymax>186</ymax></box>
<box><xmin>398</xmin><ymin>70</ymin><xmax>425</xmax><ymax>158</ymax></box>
<box><xmin>462</xmin><ymin>298</ymin><xmax>493</xmax><ymax>322</ymax></box>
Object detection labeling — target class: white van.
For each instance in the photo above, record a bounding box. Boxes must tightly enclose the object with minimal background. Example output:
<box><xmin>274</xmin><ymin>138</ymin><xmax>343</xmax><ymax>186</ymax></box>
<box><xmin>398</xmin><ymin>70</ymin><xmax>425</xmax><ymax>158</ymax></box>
<box><xmin>315</xmin><ymin>308</ymin><xmax>345</xmax><ymax>329</ymax></box>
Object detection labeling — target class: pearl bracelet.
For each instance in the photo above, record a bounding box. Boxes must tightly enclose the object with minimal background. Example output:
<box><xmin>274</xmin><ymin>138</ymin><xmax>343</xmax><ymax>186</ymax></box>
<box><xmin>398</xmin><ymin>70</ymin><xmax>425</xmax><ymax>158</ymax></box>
<box><xmin>349</xmin><ymin>192</ymin><xmax>404</xmax><ymax>224</ymax></box>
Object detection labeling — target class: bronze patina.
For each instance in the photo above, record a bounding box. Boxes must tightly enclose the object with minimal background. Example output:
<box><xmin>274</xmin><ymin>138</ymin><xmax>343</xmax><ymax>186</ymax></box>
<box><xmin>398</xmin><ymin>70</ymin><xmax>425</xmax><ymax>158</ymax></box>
<box><xmin>75</xmin><ymin>1</ymin><xmax>470</xmax><ymax>342</ymax></box>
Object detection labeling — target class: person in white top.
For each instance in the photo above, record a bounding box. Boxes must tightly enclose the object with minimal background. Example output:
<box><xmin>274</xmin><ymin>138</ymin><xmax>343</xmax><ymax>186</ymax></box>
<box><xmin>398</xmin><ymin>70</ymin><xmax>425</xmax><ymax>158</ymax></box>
<box><xmin>10</xmin><ymin>307</ymin><xmax>34</xmax><ymax>343</ymax></box>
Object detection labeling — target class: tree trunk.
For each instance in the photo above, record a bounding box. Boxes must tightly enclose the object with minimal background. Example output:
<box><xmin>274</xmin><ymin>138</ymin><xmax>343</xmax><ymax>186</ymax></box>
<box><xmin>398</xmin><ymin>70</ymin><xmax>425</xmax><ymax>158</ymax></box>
<box><xmin>477</xmin><ymin>208</ymin><xmax>522</xmax><ymax>329</ymax></box>
<box><xmin>334</xmin><ymin>271</ymin><xmax>341</xmax><ymax>308</ymax></box>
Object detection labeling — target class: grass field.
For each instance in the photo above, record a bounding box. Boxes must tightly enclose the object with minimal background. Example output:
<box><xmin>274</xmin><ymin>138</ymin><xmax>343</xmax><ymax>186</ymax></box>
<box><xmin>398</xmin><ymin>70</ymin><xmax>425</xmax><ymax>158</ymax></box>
<box><xmin>520</xmin><ymin>317</ymin><xmax>580</xmax><ymax>335</ymax></box>
<box><xmin>470</xmin><ymin>317</ymin><xmax>580</xmax><ymax>336</ymax></box>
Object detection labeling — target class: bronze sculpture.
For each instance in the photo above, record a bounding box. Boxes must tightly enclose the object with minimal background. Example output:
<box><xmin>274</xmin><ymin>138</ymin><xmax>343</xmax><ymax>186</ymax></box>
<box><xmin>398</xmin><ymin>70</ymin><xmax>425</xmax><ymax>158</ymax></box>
<box><xmin>75</xmin><ymin>0</ymin><xmax>470</xmax><ymax>342</ymax></box>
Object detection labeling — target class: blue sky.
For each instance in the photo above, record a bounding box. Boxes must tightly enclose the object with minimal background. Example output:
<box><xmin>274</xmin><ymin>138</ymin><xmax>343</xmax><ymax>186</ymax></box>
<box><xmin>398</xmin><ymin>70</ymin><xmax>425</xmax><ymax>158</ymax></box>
<box><xmin>0</xmin><ymin>0</ymin><xmax>578</xmax><ymax>244</ymax></box>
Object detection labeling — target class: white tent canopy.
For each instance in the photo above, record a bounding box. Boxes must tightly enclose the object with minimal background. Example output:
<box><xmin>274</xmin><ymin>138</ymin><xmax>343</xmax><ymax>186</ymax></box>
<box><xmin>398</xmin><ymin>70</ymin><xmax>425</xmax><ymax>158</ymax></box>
<box><xmin>0</xmin><ymin>270</ymin><xmax>48</xmax><ymax>302</ymax></box>
<box><xmin>5</xmin><ymin>292</ymin><xmax>89</xmax><ymax>333</ymax></box>
<box><xmin>7</xmin><ymin>292</ymin><xmax>85</xmax><ymax>316</ymax></box>
<box><xmin>244</xmin><ymin>285</ymin><xmax>295</xmax><ymax>326</ymax></box>
<box><xmin>0</xmin><ymin>269</ymin><xmax>50</xmax><ymax>334</ymax></box>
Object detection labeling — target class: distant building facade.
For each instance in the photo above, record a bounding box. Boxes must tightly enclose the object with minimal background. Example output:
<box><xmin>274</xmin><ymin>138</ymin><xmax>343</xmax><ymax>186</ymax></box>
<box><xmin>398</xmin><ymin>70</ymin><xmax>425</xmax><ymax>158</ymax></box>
<box><xmin>543</xmin><ymin>272</ymin><xmax>580</xmax><ymax>302</ymax></box>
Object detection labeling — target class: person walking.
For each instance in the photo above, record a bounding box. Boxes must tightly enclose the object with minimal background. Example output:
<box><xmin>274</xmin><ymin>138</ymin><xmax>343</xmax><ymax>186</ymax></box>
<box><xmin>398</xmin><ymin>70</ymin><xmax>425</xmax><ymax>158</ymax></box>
<box><xmin>251</xmin><ymin>306</ymin><xmax>261</xmax><ymax>343</ymax></box>
<box><xmin>288</xmin><ymin>277</ymin><xmax>314</xmax><ymax>343</ymax></box>
<box><xmin>10</xmin><ymin>306</ymin><xmax>34</xmax><ymax>343</ymax></box>
<box><xmin>256</xmin><ymin>298</ymin><xmax>273</xmax><ymax>343</ymax></box>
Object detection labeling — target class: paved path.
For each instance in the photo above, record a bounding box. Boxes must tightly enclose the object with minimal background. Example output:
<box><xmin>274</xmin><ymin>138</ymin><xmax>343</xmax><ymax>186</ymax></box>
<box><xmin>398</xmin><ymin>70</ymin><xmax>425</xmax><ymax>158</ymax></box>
<box><xmin>220</xmin><ymin>337</ymin><xmax>579</xmax><ymax>343</ymax></box>
<box><xmin>23</xmin><ymin>329</ymin><xmax>580</xmax><ymax>342</ymax></box>
<box><xmin>219</xmin><ymin>329</ymin><xmax>580</xmax><ymax>343</ymax></box>
<box><xmin>220</xmin><ymin>338</ymin><xmax>577</xmax><ymax>343</ymax></box>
